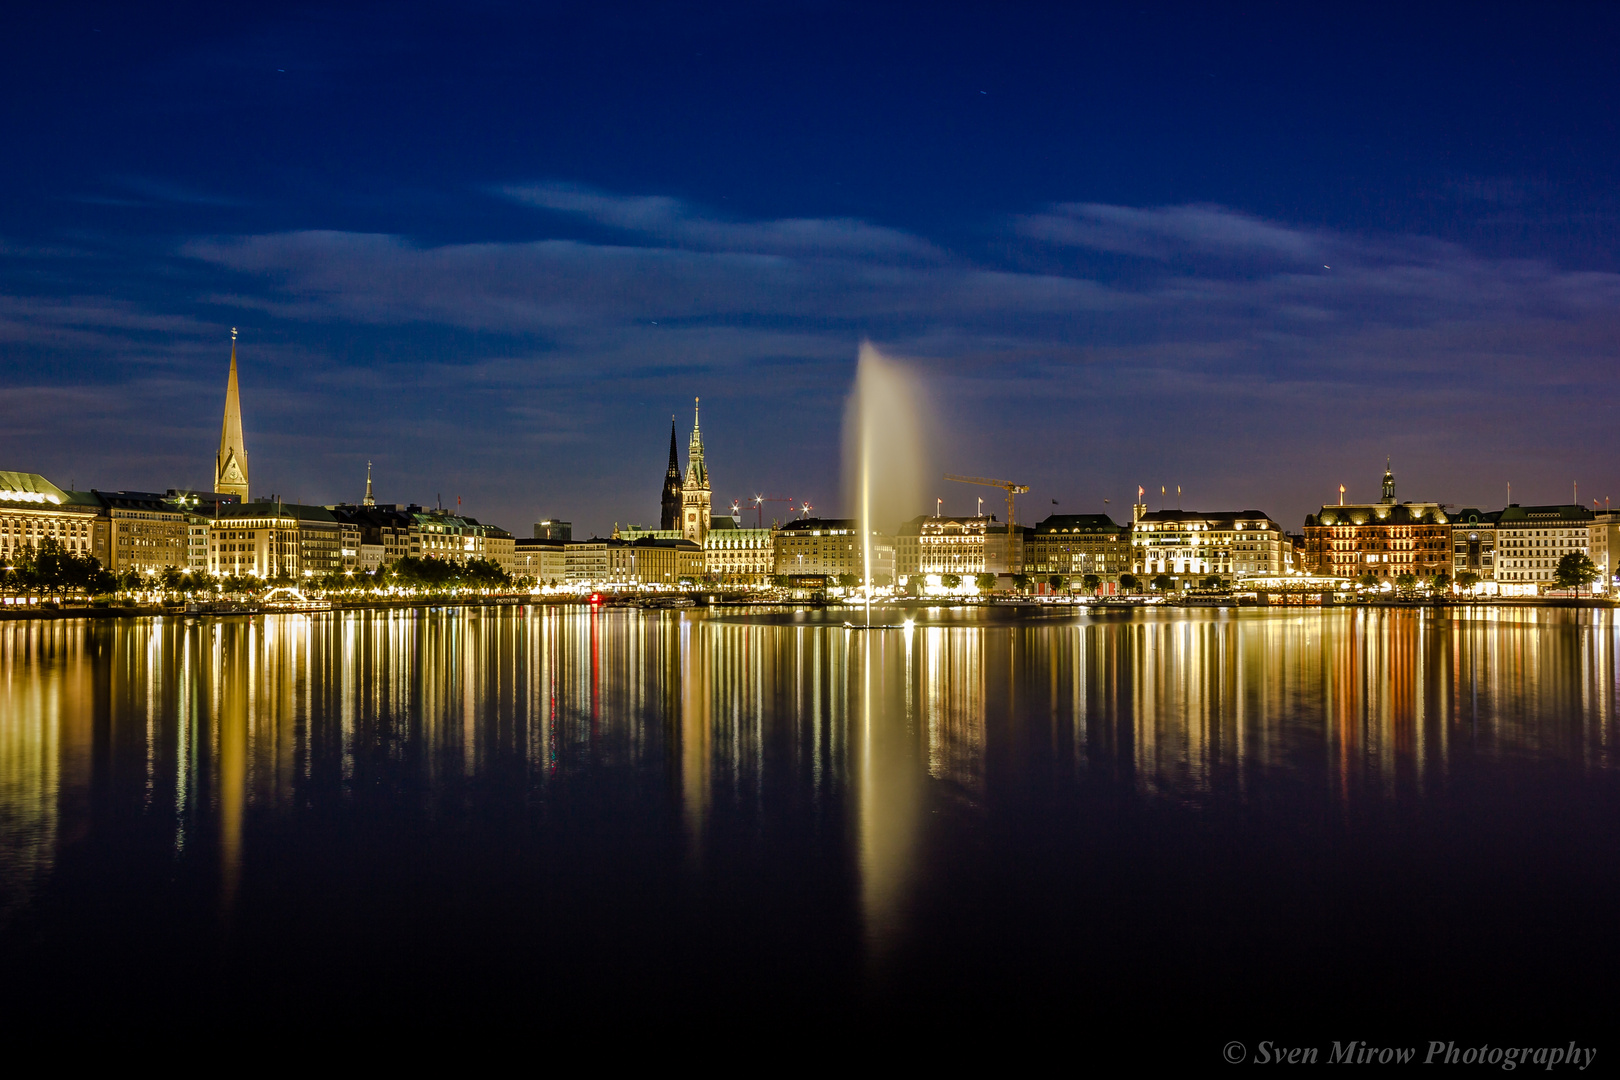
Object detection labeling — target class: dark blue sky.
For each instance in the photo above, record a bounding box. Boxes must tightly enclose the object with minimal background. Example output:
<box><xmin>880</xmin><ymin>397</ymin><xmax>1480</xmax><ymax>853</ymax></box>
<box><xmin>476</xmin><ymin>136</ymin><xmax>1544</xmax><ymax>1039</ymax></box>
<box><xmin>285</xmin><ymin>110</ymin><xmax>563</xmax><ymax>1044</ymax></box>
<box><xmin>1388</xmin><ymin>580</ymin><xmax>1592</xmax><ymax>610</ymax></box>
<box><xmin>4</xmin><ymin>2</ymin><xmax>1618</xmax><ymax>534</ymax></box>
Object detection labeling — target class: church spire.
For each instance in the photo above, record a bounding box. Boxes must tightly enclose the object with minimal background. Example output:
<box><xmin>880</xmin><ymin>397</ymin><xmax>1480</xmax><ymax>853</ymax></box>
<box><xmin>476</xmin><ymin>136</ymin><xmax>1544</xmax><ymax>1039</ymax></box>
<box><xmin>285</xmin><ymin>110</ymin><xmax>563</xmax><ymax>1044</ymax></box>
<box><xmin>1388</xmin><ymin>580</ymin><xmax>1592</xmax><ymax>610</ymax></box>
<box><xmin>214</xmin><ymin>328</ymin><xmax>250</xmax><ymax>500</ymax></box>
<box><xmin>660</xmin><ymin>414</ymin><xmax>683</xmax><ymax>530</ymax></box>
<box><xmin>685</xmin><ymin>397</ymin><xmax>707</xmax><ymax>488</ymax></box>
<box><xmin>681</xmin><ymin>396</ymin><xmax>711</xmax><ymax>543</ymax></box>
<box><xmin>363</xmin><ymin>461</ymin><xmax>375</xmax><ymax>507</ymax></box>
<box><xmin>1380</xmin><ymin>457</ymin><xmax>1396</xmax><ymax>505</ymax></box>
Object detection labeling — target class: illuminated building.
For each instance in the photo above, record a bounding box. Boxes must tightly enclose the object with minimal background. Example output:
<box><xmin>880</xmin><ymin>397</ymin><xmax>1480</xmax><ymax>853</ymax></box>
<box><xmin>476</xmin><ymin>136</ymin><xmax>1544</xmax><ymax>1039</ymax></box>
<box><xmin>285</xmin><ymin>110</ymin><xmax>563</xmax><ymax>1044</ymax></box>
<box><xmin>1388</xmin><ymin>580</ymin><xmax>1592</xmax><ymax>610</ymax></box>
<box><xmin>1449</xmin><ymin>508</ymin><xmax>1500</xmax><ymax>589</ymax></box>
<box><xmin>214</xmin><ymin>330</ymin><xmax>250</xmax><ymax>501</ymax></box>
<box><xmin>1301</xmin><ymin>465</ymin><xmax>1449</xmax><ymax>580</ymax></box>
<box><xmin>562</xmin><ymin>538</ymin><xmax>638</xmax><ymax>587</ymax></box>
<box><xmin>774</xmin><ymin>518</ymin><xmax>895</xmax><ymax>581</ymax></box>
<box><xmin>1133</xmin><ymin>509</ymin><xmax>1288</xmax><ymax>584</ymax></box>
<box><xmin>914</xmin><ymin>515</ymin><xmax>1020</xmax><ymax>577</ymax></box>
<box><xmin>1493</xmin><ymin>503</ymin><xmax>1594</xmax><ymax>594</ymax></box>
<box><xmin>1591</xmin><ymin>511</ymin><xmax>1620</xmax><ymax>594</ymax></box>
<box><xmin>0</xmin><ymin>471</ymin><xmax>105</xmax><ymax>565</ymax></box>
<box><xmin>681</xmin><ymin>399</ymin><xmax>712</xmax><ymax>545</ymax></box>
<box><xmin>514</xmin><ymin>538</ymin><xmax>567</xmax><ymax>583</ymax></box>
<box><xmin>1023</xmin><ymin>514</ymin><xmax>1129</xmax><ymax>587</ymax></box>
<box><xmin>894</xmin><ymin>515</ymin><xmax>925</xmax><ymax>578</ymax></box>
<box><xmin>533</xmin><ymin>519</ymin><xmax>572</xmax><ymax>541</ymax></box>
<box><xmin>564</xmin><ymin>539</ymin><xmax>611</xmax><ymax>585</ymax></box>
<box><xmin>615</xmin><ymin>524</ymin><xmax>681</xmax><ymax>541</ymax></box>
<box><xmin>208</xmin><ymin>505</ymin><xmax>301</xmax><ymax>577</ymax></box>
<box><xmin>628</xmin><ymin>536</ymin><xmax>705</xmax><ymax>586</ymax></box>
<box><xmin>702</xmin><ymin>516</ymin><xmax>775</xmax><ymax>585</ymax></box>
<box><xmin>97</xmin><ymin>491</ymin><xmax>190</xmax><ymax>574</ymax></box>
<box><xmin>328</xmin><ymin>505</ymin><xmax>419</xmax><ymax>568</ymax></box>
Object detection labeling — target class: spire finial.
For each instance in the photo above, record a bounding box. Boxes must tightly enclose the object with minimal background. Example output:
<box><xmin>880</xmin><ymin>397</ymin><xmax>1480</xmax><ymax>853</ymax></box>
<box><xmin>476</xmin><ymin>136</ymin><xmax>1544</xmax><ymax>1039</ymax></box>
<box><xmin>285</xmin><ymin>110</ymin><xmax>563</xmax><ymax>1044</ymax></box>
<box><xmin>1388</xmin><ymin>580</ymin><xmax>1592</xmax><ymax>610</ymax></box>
<box><xmin>231</xmin><ymin>327</ymin><xmax>238</xmax><ymax>341</ymax></box>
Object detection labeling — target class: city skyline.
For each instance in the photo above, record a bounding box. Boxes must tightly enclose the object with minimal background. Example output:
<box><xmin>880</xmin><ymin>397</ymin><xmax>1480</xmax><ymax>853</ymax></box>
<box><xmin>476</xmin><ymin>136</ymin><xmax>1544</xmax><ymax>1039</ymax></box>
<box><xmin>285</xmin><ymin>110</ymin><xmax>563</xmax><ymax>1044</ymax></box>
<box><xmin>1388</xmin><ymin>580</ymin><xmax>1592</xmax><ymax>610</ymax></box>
<box><xmin>3</xmin><ymin>5</ymin><xmax>1618</xmax><ymax>538</ymax></box>
<box><xmin>13</xmin><ymin>327</ymin><xmax>1614</xmax><ymax>544</ymax></box>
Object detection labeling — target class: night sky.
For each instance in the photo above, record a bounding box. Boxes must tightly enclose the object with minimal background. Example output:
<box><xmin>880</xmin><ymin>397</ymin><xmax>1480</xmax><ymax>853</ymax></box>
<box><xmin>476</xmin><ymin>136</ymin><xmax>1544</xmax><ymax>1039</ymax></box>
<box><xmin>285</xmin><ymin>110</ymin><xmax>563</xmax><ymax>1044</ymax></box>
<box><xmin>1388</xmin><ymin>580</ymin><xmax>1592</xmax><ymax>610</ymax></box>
<box><xmin>4</xmin><ymin>2</ymin><xmax>1618</xmax><ymax>536</ymax></box>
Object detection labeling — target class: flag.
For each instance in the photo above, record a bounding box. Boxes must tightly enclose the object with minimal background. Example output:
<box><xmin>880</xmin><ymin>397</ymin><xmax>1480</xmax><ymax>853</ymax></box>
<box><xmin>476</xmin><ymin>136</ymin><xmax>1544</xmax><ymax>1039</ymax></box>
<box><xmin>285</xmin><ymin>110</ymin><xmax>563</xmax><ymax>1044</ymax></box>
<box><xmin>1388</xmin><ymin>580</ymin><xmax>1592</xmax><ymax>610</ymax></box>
<box><xmin>1052</xmin><ymin>498</ymin><xmax>1058</xmax><ymax>505</ymax></box>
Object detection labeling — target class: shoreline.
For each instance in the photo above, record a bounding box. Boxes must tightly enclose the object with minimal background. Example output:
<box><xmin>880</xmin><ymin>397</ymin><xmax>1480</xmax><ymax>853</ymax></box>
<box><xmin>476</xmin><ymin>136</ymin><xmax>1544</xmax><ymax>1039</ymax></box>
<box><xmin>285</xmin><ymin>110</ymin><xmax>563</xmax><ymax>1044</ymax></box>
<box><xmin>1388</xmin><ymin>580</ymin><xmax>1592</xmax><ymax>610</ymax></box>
<box><xmin>1</xmin><ymin>593</ymin><xmax>1614</xmax><ymax>622</ymax></box>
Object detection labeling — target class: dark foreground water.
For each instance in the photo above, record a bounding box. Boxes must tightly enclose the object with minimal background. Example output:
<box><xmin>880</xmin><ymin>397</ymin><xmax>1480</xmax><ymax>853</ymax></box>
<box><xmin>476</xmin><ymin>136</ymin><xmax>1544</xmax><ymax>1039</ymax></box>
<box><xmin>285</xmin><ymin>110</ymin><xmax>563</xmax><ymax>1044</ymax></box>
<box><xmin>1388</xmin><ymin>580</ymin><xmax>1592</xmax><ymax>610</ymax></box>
<box><xmin>3</xmin><ymin>605</ymin><xmax>1618</xmax><ymax>1056</ymax></box>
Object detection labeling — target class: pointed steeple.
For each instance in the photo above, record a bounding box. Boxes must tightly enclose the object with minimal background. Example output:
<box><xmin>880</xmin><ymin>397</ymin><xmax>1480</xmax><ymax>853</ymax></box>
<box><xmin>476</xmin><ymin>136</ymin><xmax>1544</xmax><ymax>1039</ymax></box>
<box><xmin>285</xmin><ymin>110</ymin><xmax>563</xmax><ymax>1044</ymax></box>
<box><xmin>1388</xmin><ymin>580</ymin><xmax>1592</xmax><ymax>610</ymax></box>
<box><xmin>363</xmin><ymin>461</ymin><xmax>375</xmax><ymax>507</ymax></box>
<box><xmin>1380</xmin><ymin>457</ymin><xmax>1396</xmax><ymax>505</ymax></box>
<box><xmin>215</xmin><ymin>329</ymin><xmax>250</xmax><ymax>500</ymax></box>
<box><xmin>685</xmin><ymin>397</ymin><xmax>708</xmax><ymax>488</ymax></box>
<box><xmin>660</xmin><ymin>415</ymin><xmax>683</xmax><ymax>530</ymax></box>
<box><xmin>681</xmin><ymin>397</ymin><xmax>711</xmax><ymax>543</ymax></box>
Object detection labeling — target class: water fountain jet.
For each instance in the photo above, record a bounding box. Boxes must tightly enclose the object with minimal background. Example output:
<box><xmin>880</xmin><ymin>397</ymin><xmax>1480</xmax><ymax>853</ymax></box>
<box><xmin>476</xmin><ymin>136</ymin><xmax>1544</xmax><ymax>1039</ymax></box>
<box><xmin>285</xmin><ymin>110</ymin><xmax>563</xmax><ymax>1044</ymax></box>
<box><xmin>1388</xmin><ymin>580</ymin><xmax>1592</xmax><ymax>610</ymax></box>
<box><xmin>842</xmin><ymin>342</ymin><xmax>931</xmax><ymax>628</ymax></box>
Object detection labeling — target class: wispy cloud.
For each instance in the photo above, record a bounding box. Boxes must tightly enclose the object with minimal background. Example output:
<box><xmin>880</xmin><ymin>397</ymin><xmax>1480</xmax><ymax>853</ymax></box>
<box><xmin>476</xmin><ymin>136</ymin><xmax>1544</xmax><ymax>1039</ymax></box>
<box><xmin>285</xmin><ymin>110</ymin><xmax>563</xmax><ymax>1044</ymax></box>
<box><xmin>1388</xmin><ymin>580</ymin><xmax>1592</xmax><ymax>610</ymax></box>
<box><xmin>8</xmin><ymin>187</ymin><xmax>1620</xmax><ymax>529</ymax></box>
<box><xmin>502</xmin><ymin>182</ymin><xmax>948</xmax><ymax>261</ymax></box>
<box><xmin>1017</xmin><ymin>202</ymin><xmax>1328</xmax><ymax>262</ymax></box>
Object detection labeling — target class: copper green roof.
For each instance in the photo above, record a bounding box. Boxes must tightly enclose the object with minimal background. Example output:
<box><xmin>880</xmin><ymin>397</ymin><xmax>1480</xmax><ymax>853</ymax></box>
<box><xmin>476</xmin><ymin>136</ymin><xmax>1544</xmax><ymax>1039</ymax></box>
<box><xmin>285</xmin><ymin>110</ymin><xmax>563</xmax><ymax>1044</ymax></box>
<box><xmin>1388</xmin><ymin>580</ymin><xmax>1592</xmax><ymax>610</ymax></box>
<box><xmin>0</xmin><ymin>471</ymin><xmax>69</xmax><ymax>506</ymax></box>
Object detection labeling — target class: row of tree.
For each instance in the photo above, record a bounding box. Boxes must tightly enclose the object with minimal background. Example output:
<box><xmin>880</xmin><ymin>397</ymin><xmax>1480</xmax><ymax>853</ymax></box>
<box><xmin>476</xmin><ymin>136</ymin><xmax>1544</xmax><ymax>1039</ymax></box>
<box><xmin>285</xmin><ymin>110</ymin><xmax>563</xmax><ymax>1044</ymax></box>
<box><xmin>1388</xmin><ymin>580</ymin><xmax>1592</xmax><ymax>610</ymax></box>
<box><xmin>0</xmin><ymin>540</ymin><xmax>117</xmax><ymax>598</ymax></box>
<box><xmin>780</xmin><ymin>553</ymin><xmax>1605</xmax><ymax>596</ymax></box>
<box><xmin>0</xmin><ymin>542</ymin><xmax>516</xmax><ymax>601</ymax></box>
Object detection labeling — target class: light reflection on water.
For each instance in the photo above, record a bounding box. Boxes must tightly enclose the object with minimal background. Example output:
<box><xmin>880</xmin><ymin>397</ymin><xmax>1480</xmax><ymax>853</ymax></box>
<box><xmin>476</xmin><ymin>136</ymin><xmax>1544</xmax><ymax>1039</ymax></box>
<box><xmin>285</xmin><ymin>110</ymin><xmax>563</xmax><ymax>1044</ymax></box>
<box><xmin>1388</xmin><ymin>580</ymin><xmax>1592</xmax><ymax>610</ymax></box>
<box><xmin>2</xmin><ymin>605</ymin><xmax>1618</xmax><ymax>955</ymax></box>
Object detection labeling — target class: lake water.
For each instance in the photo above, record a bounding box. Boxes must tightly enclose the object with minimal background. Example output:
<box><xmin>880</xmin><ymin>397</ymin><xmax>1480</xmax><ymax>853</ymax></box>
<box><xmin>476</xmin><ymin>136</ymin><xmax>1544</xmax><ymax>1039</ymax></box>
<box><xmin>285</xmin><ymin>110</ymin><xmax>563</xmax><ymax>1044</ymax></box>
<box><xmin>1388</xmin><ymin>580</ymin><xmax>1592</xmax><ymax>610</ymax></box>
<box><xmin>3</xmin><ymin>605</ymin><xmax>1618</xmax><ymax>1054</ymax></box>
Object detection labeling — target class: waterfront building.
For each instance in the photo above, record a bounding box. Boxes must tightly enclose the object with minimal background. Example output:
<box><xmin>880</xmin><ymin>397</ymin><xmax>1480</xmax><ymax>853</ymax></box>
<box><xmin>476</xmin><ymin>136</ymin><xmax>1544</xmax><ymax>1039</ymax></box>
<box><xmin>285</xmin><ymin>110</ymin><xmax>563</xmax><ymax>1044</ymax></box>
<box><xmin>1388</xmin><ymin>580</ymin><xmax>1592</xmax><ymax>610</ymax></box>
<box><xmin>1023</xmin><ymin>514</ymin><xmax>1129</xmax><ymax>588</ymax></box>
<box><xmin>533</xmin><ymin>519</ymin><xmax>572</xmax><ymax>541</ymax></box>
<box><xmin>1301</xmin><ymin>466</ymin><xmax>1450</xmax><ymax>581</ymax></box>
<box><xmin>293</xmin><ymin>505</ymin><xmax>344</xmax><ymax>578</ymax></box>
<box><xmin>1590</xmin><ymin>511</ymin><xmax>1620</xmax><ymax>594</ymax></box>
<box><xmin>338</xmin><ymin>517</ymin><xmax>363</xmax><ymax>570</ymax></box>
<box><xmin>329</xmin><ymin>504</ymin><xmax>419</xmax><ymax>568</ymax></box>
<box><xmin>660</xmin><ymin>419</ymin><xmax>683</xmax><ymax>531</ymax></box>
<box><xmin>894</xmin><ymin>516</ymin><xmax>925</xmax><ymax>578</ymax></box>
<box><xmin>0</xmin><ymin>471</ymin><xmax>106</xmax><ymax>565</ymax></box>
<box><xmin>564</xmin><ymin>539</ymin><xmax>609</xmax><ymax>586</ymax></box>
<box><xmin>703</xmin><ymin>516</ymin><xmax>775</xmax><ymax>585</ymax></box>
<box><xmin>215</xmin><ymin>501</ymin><xmax>345</xmax><ymax>578</ymax></box>
<box><xmin>628</xmin><ymin>536</ymin><xmax>705</xmax><ymax>586</ymax></box>
<box><xmin>186</xmin><ymin>514</ymin><xmax>211</xmax><ymax>571</ymax></box>
<box><xmin>1284</xmin><ymin>532</ymin><xmax>1306</xmax><ymax>573</ymax></box>
<box><xmin>773</xmin><ymin>518</ymin><xmax>894</xmax><ymax>581</ymax></box>
<box><xmin>409</xmin><ymin>509</ymin><xmax>516</xmax><ymax>574</ymax></box>
<box><xmin>97</xmin><ymin>491</ymin><xmax>190</xmax><ymax>575</ymax></box>
<box><xmin>1493</xmin><ymin>503</ymin><xmax>1594</xmax><ymax>594</ymax></box>
<box><xmin>208</xmin><ymin>504</ymin><xmax>301</xmax><ymax>578</ymax></box>
<box><xmin>917</xmin><ymin>515</ymin><xmax>1020</xmax><ymax>578</ymax></box>
<box><xmin>681</xmin><ymin>400</ymin><xmax>712</xmax><ymax>544</ymax></box>
<box><xmin>563</xmin><ymin>538</ymin><xmax>639</xmax><ymax>587</ymax></box>
<box><xmin>1450</xmin><ymin>509</ymin><xmax>1500</xmax><ymax>589</ymax></box>
<box><xmin>1133</xmin><ymin>509</ymin><xmax>1288</xmax><ymax>585</ymax></box>
<box><xmin>214</xmin><ymin>330</ymin><xmax>250</xmax><ymax>501</ymax></box>
<box><xmin>157</xmin><ymin>490</ymin><xmax>235</xmax><ymax>572</ymax></box>
<box><xmin>514</xmin><ymin>538</ymin><xmax>567</xmax><ymax>584</ymax></box>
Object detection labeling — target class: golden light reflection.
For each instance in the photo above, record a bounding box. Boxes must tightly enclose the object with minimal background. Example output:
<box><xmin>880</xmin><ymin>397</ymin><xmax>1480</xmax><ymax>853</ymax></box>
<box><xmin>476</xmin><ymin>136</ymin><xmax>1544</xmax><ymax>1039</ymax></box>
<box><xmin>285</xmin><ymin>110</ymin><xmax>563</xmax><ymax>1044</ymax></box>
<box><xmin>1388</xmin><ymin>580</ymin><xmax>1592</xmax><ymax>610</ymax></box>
<box><xmin>0</xmin><ymin>607</ymin><xmax>1617</xmax><ymax>942</ymax></box>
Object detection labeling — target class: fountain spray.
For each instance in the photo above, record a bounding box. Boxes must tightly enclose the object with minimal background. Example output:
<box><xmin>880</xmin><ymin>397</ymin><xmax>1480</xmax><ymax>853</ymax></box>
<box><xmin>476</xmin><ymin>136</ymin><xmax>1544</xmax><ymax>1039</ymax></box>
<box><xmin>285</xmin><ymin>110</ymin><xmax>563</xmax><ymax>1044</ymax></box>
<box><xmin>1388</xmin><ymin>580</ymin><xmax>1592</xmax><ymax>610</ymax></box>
<box><xmin>844</xmin><ymin>342</ymin><xmax>931</xmax><ymax>626</ymax></box>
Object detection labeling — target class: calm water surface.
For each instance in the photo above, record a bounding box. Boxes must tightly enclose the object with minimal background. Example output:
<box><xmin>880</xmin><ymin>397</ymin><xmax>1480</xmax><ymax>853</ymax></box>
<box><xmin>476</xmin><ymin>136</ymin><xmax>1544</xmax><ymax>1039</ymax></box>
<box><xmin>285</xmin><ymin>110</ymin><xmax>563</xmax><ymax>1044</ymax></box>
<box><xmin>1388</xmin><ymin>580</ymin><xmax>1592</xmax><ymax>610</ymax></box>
<box><xmin>3</xmin><ymin>605</ymin><xmax>1619</xmax><ymax>1048</ymax></box>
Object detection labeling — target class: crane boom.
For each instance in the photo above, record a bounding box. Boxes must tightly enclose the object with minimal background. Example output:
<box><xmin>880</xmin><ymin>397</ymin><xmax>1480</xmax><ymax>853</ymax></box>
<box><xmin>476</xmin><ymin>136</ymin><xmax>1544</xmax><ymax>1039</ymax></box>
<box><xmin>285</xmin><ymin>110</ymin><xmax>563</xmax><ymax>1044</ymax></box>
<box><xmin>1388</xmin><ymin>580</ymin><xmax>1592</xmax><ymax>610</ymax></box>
<box><xmin>944</xmin><ymin>474</ymin><xmax>1030</xmax><ymax>536</ymax></box>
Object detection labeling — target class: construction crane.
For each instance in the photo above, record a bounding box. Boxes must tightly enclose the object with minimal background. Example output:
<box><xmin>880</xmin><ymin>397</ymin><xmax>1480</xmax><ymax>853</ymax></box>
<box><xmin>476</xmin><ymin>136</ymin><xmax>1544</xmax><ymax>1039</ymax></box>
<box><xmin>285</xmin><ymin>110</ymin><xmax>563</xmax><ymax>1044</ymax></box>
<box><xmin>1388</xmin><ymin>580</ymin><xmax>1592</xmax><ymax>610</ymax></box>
<box><xmin>751</xmin><ymin>494</ymin><xmax>804</xmax><ymax>527</ymax></box>
<box><xmin>945</xmin><ymin>475</ymin><xmax>1029</xmax><ymax>537</ymax></box>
